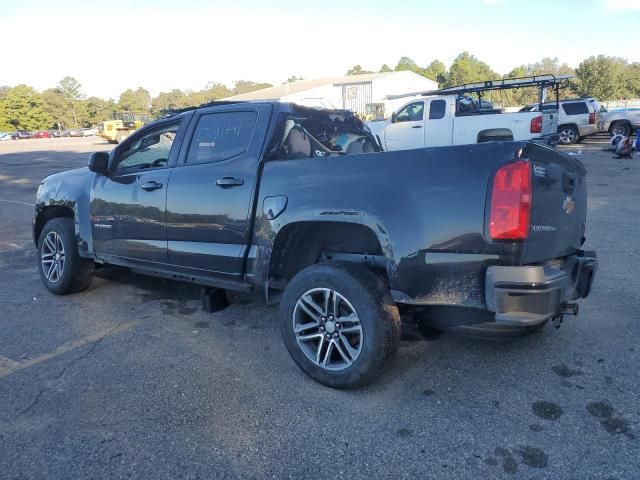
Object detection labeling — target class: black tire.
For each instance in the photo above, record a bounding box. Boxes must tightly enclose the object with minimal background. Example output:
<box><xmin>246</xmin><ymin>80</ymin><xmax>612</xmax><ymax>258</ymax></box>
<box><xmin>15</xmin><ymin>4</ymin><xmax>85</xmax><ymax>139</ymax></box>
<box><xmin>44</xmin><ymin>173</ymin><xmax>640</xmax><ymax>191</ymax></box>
<box><xmin>609</xmin><ymin>122</ymin><xmax>631</xmax><ymax>138</ymax></box>
<box><xmin>38</xmin><ymin>218</ymin><xmax>93</xmax><ymax>295</ymax></box>
<box><xmin>558</xmin><ymin>125</ymin><xmax>579</xmax><ymax>145</ymax></box>
<box><xmin>279</xmin><ymin>261</ymin><xmax>400</xmax><ymax>389</ymax></box>
<box><xmin>115</xmin><ymin>131</ymin><xmax>129</xmax><ymax>144</ymax></box>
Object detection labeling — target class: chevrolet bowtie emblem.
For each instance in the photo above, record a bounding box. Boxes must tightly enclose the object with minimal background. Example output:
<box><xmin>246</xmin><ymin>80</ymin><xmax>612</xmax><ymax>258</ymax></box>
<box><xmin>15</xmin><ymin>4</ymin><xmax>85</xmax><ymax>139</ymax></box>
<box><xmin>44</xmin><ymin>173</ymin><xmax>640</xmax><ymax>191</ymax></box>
<box><xmin>562</xmin><ymin>196</ymin><xmax>575</xmax><ymax>214</ymax></box>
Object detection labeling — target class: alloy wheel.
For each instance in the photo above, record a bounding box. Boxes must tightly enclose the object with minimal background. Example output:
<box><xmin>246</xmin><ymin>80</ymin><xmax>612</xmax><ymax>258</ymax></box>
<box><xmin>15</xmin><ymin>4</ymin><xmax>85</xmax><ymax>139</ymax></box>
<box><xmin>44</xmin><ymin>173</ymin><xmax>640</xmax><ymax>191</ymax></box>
<box><xmin>41</xmin><ymin>231</ymin><xmax>65</xmax><ymax>283</ymax></box>
<box><xmin>559</xmin><ymin>128</ymin><xmax>576</xmax><ymax>144</ymax></box>
<box><xmin>613</xmin><ymin>124</ymin><xmax>629</xmax><ymax>137</ymax></box>
<box><xmin>293</xmin><ymin>288</ymin><xmax>363</xmax><ymax>371</ymax></box>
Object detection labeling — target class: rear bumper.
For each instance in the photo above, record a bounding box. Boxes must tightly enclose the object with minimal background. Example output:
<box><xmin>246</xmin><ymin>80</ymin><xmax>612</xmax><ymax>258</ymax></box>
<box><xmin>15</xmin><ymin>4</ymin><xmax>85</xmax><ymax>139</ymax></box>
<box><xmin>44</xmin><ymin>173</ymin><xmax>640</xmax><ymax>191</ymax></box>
<box><xmin>485</xmin><ymin>251</ymin><xmax>597</xmax><ymax>326</ymax></box>
<box><xmin>533</xmin><ymin>133</ymin><xmax>560</xmax><ymax>146</ymax></box>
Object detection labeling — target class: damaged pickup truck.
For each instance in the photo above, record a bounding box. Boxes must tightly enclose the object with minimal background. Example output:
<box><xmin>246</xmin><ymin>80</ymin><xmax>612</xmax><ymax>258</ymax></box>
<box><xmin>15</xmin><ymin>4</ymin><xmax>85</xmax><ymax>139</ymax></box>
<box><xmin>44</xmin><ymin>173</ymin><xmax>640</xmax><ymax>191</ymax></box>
<box><xmin>34</xmin><ymin>101</ymin><xmax>597</xmax><ymax>388</ymax></box>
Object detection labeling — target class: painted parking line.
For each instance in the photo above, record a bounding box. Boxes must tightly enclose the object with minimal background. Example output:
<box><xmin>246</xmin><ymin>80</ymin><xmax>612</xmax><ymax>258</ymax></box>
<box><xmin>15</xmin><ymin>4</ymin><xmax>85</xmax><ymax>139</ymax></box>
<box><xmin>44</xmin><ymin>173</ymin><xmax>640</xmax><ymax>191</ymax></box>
<box><xmin>0</xmin><ymin>198</ymin><xmax>34</xmax><ymax>206</ymax></box>
<box><xmin>0</xmin><ymin>320</ymin><xmax>139</xmax><ymax>379</ymax></box>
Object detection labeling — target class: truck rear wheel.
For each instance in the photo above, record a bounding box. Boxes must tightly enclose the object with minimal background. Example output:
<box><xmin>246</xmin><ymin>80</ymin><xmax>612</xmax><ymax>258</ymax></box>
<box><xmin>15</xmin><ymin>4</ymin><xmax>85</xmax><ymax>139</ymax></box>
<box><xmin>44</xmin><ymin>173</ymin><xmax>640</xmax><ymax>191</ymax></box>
<box><xmin>609</xmin><ymin>121</ymin><xmax>631</xmax><ymax>137</ymax></box>
<box><xmin>38</xmin><ymin>218</ymin><xmax>94</xmax><ymax>295</ymax></box>
<box><xmin>279</xmin><ymin>261</ymin><xmax>400</xmax><ymax>389</ymax></box>
<box><xmin>558</xmin><ymin>125</ymin><xmax>578</xmax><ymax>145</ymax></box>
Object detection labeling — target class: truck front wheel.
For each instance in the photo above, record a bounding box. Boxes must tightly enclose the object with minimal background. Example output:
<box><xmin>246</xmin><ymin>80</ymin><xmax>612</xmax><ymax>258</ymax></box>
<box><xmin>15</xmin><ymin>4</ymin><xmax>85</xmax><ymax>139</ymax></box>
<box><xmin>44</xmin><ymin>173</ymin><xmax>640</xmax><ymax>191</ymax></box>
<box><xmin>38</xmin><ymin>218</ymin><xmax>94</xmax><ymax>295</ymax></box>
<box><xmin>279</xmin><ymin>262</ymin><xmax>400</xmax><ymax>389</ymax></box>
<box><xmin>115</xmin><ymin>131</ymin><xmax>129</xmax><ymax>144</ymax></box>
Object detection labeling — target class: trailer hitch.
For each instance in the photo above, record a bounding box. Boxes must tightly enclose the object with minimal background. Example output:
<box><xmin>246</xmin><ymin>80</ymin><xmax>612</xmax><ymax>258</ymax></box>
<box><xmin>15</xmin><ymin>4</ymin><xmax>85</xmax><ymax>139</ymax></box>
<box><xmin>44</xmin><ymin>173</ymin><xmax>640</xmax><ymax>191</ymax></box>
<box><xmin>552</xmin><ymin>302</ymin><xmax>579</xmax><ymax>329</ymax></box>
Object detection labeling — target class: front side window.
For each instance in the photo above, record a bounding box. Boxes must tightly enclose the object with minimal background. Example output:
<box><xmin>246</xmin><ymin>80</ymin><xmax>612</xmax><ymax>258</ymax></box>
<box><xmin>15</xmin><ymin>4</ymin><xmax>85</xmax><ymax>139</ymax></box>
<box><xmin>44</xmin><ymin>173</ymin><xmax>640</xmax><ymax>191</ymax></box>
<box><xmin>186</xmin><ymin>111</ymin><xmax>257</xmax><ymax>165</ymax></box>
<box><xmin>114</xmin><ymin>123</ymin><xmax>179</xmax><ymax>172</ymax></box>
<box><xmin>428</xmin><ymin>99</ymin><xmax>446</xmax><ymax>119</ymax></box>
<box><xmin>396</xmin><ymin>102</ymin><xmax>424</xmax><ymax>122</ymax></box>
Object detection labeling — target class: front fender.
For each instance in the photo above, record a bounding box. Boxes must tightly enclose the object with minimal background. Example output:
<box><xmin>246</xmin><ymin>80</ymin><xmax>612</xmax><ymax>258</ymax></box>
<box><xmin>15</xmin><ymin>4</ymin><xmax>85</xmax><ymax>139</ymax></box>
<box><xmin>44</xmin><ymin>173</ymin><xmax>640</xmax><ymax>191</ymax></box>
<box><xmin>35</xmin><ymin>168</ymin><xmax>95</xmax><ymax>255</ymax></box>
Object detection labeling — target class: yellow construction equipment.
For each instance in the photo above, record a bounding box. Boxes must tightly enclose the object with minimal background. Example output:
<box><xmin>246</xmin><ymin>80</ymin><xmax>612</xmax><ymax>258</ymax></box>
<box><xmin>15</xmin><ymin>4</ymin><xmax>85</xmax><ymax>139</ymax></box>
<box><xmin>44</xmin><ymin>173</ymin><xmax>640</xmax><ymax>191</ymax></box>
<box><xmin>98</xmin><ymin>113</ymin><xmax>150</xmax><ymax>144</ymax></box>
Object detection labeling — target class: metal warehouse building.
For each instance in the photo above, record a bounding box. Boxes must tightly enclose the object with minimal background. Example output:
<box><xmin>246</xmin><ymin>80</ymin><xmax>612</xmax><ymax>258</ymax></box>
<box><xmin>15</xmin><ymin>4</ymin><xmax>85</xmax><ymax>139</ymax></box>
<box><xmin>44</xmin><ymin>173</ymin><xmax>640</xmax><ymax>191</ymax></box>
<box><xmin>223</xmin><ymin>71</ymin><xmax>438</xmax><ymax>120</ymax></box>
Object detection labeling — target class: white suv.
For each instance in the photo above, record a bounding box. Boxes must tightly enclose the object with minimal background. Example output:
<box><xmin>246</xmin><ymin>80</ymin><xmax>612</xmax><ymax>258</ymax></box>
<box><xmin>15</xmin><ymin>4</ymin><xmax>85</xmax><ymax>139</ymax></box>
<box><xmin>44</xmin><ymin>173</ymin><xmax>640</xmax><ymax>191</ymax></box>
<box><xmin>521</xmin><ymin>98</ymin><xmax>603</xmax><ymax>145</ymax></box>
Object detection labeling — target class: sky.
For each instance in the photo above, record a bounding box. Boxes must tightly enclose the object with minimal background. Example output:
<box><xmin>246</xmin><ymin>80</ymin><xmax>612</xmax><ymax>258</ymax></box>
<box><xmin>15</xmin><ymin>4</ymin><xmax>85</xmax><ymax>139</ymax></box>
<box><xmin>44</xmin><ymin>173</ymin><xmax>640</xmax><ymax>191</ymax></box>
<box><xmin>1</xmin><ymin>0</ymin><xmax>639</xmax><ymax>99</ymax></box>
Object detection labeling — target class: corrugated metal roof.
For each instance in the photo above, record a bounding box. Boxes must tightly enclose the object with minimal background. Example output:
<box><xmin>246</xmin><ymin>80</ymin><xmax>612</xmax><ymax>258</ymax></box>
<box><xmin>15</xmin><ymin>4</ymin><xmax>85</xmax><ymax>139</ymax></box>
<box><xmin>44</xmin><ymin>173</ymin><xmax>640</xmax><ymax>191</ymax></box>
<box><xmin>223</xmin><ymin>71</ymin><xmax>433</xmax><ymax>100</ymax></box>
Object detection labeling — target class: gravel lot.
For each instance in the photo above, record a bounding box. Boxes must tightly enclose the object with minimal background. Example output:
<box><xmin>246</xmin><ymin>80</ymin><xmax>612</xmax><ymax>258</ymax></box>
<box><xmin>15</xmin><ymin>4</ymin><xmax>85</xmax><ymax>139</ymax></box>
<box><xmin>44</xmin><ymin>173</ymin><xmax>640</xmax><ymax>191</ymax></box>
<box><xmin>0</xmin><ymin>136</ymin><xmax>638</xmax><ymax>479</ymax></box>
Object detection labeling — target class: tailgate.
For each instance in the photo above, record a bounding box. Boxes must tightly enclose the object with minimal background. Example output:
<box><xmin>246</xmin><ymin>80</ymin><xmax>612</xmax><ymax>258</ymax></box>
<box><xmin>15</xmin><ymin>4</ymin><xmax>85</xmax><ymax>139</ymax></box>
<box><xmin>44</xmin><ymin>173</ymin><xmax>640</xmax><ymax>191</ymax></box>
<box><xmin>524</xmin><ymin>142</ymin><xmax>587</xmax><ymax>263</ymax></box>
<box><xmin>541</xmin><ymin>111</ymin><xmax>557</xmax><ymax>136</ymax></box>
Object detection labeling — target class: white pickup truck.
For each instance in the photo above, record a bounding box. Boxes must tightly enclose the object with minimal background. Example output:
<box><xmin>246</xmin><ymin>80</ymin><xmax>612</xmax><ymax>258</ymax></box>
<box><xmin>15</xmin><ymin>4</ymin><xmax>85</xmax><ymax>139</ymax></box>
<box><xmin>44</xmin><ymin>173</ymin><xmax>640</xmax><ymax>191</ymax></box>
<box><xmin>368</xmin><ymin>94</ymin><xmax>559</xmax><ymax>151</ymax></box>
<box><xmin>366</xmin><ymin>75</ymin><xmax>573</xmax><ymax>151</ymax></box>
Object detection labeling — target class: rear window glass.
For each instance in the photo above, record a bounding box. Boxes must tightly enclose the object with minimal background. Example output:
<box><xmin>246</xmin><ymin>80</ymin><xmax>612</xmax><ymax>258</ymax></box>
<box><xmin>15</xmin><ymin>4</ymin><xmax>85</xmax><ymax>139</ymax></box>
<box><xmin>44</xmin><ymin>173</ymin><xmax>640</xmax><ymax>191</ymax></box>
<box><xmin>562</xmin><ymin>102</ymin><xmax>589</xmax><ymax>115</ymax></box>
<box><xmin>429</xmin><ymin>100</ymin><xmax>446</xmax><ymax>119</ymax></box>
<box><xmin>186</xmin><ymin>111</ymin><xmax>257</xmax><ymax>164</ymax></box>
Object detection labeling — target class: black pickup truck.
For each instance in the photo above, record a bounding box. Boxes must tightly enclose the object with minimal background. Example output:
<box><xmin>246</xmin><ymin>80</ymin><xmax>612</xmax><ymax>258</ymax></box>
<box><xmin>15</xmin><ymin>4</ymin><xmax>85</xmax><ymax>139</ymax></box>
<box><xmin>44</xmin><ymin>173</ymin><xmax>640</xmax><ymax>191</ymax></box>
<box><xmin>34</xmin><ymin>101</ymin><xmax>597</xmax><ymax>388</ymax></box>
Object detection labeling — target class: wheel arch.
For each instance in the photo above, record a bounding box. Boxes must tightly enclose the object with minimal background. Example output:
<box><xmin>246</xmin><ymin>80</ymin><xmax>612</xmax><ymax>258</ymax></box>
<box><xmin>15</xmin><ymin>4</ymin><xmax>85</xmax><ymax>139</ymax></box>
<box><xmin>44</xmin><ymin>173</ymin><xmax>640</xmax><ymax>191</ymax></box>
<box><xmin>557</xmin><ymin>123</ymin><xmax>579</xmax><ymax>132</ymax></box>
<box><xmin>34</xmin><ymin>205</ymin><xmax>75</xmax><ymax>246</ymax></box>
<box><xmin>267</xmin><ymin>220</ymin><xmax>388</xmax><ymax>292</ymax></box>
<box><xmin>608</xmin><ymin>119</ymin><xmax>632</xmax><ymax>134</ymax></box>
<box><xmin>477</xmin><ymin>128</ymin><xmax>514</xmax><ymax>143</ymax></box>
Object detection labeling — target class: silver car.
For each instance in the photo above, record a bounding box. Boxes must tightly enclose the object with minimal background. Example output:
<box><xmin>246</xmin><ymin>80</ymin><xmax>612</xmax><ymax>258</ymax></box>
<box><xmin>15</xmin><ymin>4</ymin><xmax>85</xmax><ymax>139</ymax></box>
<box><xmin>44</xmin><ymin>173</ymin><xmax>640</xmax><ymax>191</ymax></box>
<box><xmin>520</xmin><ymin>98</ymin><xmax>603</xmax><ymax>145</ymax></box>
<box><xmin>602</xmin><ymin>108</ymin><xmax>640</xmax><ymax>137</ymax></box>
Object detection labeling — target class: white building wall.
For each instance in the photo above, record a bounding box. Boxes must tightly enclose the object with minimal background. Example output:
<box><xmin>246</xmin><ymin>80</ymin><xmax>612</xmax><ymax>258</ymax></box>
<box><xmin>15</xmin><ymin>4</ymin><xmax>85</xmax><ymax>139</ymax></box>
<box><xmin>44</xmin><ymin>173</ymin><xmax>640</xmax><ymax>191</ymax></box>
<box><xmin>272</xmin><ymin>71</ymin><xmax>438</xmax><ymax>117</ymax></box>
<box><xmin>280</xmin><ymin>85</ymin><xmax>341</xmax><ymax>109</ymax></box>
<box><xmin>372</xmin><ymin>71</ymin><xmax>438</xmax><ymax>116</ymax></box>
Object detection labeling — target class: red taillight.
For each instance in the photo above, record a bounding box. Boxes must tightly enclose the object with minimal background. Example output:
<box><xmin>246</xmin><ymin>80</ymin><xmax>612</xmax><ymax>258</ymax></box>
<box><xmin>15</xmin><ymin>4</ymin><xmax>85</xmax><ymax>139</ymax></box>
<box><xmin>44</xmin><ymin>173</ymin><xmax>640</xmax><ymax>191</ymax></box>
<box><xmin>489</xmin><ymin>160</ymin><xmax>531</xmax><ymax>240</ymax></box>
<box><xmin>530</xmin><ymin>115</ymin><xmax>543</xmax><ymax>134</ymax></box>
<box><xmin>589</xmin><ymin>112</ymin><xmax>596</xmax><ymax>124</ymax></box>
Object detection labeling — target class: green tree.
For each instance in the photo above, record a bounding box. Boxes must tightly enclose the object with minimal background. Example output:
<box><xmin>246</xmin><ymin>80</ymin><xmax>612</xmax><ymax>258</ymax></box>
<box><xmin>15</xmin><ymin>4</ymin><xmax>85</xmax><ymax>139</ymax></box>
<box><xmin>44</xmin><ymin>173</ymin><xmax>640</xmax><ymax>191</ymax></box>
<box><xmin>151</xmin><ymin>89</ymin><xmax>187</xmax><ymax>112</ymax></box>
<box><xmin>0</xmin><ymin>86</ymin><xmax>10</xmax><ymax>130</ymax></box>
<box><xmin>83</xmin><ymin>96</ymin><xmax>117</xmax><ymax>124</ymax></box>
<box><xmin>346</xmin><ymin>65</ymin><xmax>372</xmax><ymax>75</ymax></box>
<box><xmin>499</xmin><ymin>65</ymin><xmax>536</xmax><ymax>106</ymax></box>
<box><xmin>0</xmin><ymin>102</ymin><xmax>10</xmax><ymax>131</ymax></box>
<box><xmin>625</xmin><ymin>63</ymin><xmax>640</xmax><ymax>98</ymax></box>
<box><xmin>182</xmin><ymin>83</ymin><xmax>233</xmax><ymax>107</ymax></box>
<box><xmin>42</xmin><ymin>88</ymin><xmax>74</xmax><ymax>131</ymax></box>
<box><xmin>394</xmin><ymin>56</ymin><xmax>420</xmax><ymax>73</ymax></box>
<box><xmin>2</xmin><ymin>85</ymin><xmax>51</xmax><ymax>130</ymax></box>
<box><xmin>232</xmin><ymin>80</ymin><xmax>273</xmax><ymax>95</ymax></box>
<box><xmin>379</xmin><ymin>64</ymin><xmax>393</xmax><ymax>73</ymax></box>
<box><xmin>204</xmin><ymin>82</ymin><xmax>234</xmax><ymax>99</ymax></box>
<box><xmin>574</xmin><ymin>55</ymin><xmax>629</xmax><ymax>100</ymax></box>
<box><xmin>423</xmin><ymin>60</ymin><xmax>447</xmax><ymax>84</ymax></box>
<box><xmin>526</xmin><ymin>57</ymin><xmax>574</xmax><ymax>77</ymax></box>
<box><xmin>56</xmin><ymin>76</ymin><xmax>84</xmax><ymax>127</ymax></box>
<box><xmin>445</xmin><ymin>51</ymin><xmax>498</xmax><ymax>87</ymax></box>
<box><xmin>118</xmin><ymin>87</ymin><xmax>152</xmax><ymax>112</ymax></box>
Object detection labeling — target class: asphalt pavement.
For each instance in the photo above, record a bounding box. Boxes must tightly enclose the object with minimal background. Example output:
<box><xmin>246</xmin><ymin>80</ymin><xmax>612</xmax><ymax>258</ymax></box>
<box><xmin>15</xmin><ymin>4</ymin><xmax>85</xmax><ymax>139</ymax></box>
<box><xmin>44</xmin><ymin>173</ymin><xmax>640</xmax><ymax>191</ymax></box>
<box><xmin>0</xmin><ymin>136</ymin><xmax>638</xmax><ymax>479</ymax></box>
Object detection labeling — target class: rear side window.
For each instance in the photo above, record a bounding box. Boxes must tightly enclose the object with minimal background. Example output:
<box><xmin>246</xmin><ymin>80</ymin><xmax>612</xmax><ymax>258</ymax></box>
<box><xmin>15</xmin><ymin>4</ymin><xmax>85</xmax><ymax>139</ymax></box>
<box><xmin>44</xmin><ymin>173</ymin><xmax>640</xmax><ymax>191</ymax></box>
<box><xmin>562</xmin><ymin>102</ymin><xmax>589</xmax><ymax>115</ymax></box>
<box><xmin>429</xmin><ymin>100</ymin><xmax>446</xmax><ymax>119</ymax></box>
<box><xmin>186</xmin><ymin>111</ymin><xmax>257</xmax><ymax>164</ymax></box>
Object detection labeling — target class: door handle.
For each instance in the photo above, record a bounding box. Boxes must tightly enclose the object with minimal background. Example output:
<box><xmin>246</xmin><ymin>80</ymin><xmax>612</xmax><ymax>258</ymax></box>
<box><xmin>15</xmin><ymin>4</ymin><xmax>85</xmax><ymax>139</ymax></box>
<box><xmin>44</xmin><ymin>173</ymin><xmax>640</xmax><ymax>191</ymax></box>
<box><xmin>412</xmin><ymin>125</ymin><xmax>423</xmax><ymax>129</ymax></box>
<box><xmin>141</xmin><ymin>181</ymin><xmax>163</xmax><ymax>191</ymax></box>
<box><xmin>216</xmin><ymin>177</ymin><xmax>244</xmax><ymax>188</ymax></box>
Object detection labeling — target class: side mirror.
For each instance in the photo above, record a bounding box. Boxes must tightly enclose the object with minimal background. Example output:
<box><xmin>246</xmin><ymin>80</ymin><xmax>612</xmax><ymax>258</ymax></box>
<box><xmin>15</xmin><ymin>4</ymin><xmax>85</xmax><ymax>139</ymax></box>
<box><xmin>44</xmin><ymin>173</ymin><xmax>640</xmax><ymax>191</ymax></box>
<box><xmin>391</xmin><ymin>112</ymin><xmax>397</xmax><ymax>123</ymax></box>
<box><xmin>140</xmin><ymin>135</ymin><xmax>159</xmax><ymax>150</ymax></box>
<box><xmin>88</xmin><ymin>151</ymin><xmax>109</xmax><ymax>175</ymax></box>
